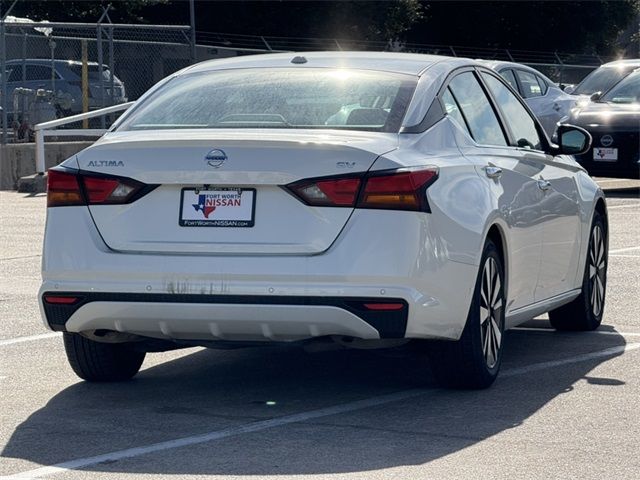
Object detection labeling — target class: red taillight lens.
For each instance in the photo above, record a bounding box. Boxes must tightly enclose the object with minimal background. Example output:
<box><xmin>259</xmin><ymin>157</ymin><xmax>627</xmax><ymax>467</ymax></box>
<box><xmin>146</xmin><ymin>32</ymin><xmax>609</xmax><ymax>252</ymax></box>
<box><xmin>285</xmin><ymin>167</ymin><xmax>438</xmax><ymax>212</ymax></box>
<box><xmin>47</xmin><ymin>170</ymin><xmax>84</xmax><ymax>207</ymax></box>
<box><xmin>359</xmin><ymin>169</ymin><xmax>438</xmax><ymax>211</ymax></box>
<box><xmin>47</xmin><ymin>169</ymin><xmax>146</xmax><ymax>207</ymax></box>
<box><xmin>82</xmin><ymin>176</ymin><xmax>141</xmax><ymax>204</ymax></box>
<box><xmin>289</xmin><ymin>177</ymin><xmax>361</xmax><ymax>207</ymax></box>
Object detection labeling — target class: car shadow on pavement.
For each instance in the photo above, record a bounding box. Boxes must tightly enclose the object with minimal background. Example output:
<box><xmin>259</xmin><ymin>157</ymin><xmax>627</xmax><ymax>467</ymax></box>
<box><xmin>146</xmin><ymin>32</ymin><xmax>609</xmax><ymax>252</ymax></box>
<box><xmin>2</xmin><ymin>328</ymin><xmax>628</xmax><ymax>476</ymax></box>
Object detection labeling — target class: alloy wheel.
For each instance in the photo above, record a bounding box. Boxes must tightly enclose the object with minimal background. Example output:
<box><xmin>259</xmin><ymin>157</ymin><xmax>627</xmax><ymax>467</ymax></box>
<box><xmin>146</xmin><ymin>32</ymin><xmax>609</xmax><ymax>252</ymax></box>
<box><xmin>479</xmin><ymin>257</ymin><xmax>503</xmax><ymax>369</ymax></box>
<box><xmin>589</xmin><ymin>224</ymin><xmax>606</xmax><ymax>317</ymax></box>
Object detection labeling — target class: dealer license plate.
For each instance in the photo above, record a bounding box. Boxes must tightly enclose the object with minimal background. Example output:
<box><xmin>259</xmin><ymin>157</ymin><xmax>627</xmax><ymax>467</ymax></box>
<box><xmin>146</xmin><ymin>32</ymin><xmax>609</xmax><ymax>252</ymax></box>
<box><xmin>179</xmin><ymin>188</ymin><xmax>255</xmax><ymax>227</ymax></box>
<box><xmin>593</xmin><ymin>148</ymin><xmax>618</xmax><ymax>162</ymax></box>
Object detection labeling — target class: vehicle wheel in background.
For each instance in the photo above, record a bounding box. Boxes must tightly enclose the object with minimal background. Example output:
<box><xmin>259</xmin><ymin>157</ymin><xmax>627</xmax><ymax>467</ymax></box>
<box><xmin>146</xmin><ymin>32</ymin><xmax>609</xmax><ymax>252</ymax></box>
<box><xmin>426</xmin><ymin>239</ymin><xmax>505</xmax><ymax>389</ymax></box>
<box><xmin>549</xmin><ymin>211</ymin><xmax>607</xmax><ymax>331</ymax></box>
<box><xmin>63</xmin><ymin>332</ymin><xmax>145</xmax><ymax>382</ymax></box>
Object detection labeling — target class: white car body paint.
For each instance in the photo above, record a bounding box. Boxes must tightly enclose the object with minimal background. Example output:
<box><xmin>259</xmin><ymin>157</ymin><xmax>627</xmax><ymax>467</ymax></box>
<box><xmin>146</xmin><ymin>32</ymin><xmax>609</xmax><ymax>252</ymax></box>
<box><xmin>40</xmin><ymin>52</ymin><xmax>605</xmax><ymax>345</ymax></box>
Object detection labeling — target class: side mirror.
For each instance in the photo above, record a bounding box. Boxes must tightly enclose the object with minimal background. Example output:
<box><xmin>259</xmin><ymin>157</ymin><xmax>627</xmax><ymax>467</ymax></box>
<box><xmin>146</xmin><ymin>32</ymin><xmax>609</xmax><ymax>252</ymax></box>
<box><xmin>554</xmin><ymin>124</ymin><xmax>591</xmax><ymax>155</ymax></box>
<box><xmin>563</xmin><ymin>85</ymin><xmax>575</xmax><ymax>94</ymax></box>
<box><xmin>590</xmin><ymin>91</ymin><xmax>601</xmax><ymax>102</ymax></box>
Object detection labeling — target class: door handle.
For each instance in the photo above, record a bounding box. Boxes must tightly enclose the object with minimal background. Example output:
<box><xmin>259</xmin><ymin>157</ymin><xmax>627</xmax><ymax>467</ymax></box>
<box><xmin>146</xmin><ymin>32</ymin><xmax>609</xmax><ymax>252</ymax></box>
<box><xmin>537</xmin><ymin>179</ymin><xmax>552</xmax><ymax>191</ymax></box>
<box><xmin>553</xmin><ymin>103</ymin><xmax>561</xmax><ymax>111</ymax></box>
<box><xmin>484</xmin><ymin>166</ymin><xmax>502</xmax><ymax>179</ymax></box>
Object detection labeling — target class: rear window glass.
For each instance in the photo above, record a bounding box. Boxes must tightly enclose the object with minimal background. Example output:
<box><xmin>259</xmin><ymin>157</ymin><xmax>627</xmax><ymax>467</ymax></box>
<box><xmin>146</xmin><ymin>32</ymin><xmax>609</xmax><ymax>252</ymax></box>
<box><xmin>118</xmin><ymin>68</ymin><xmax>417</xmax><ymax>133</ymax></box>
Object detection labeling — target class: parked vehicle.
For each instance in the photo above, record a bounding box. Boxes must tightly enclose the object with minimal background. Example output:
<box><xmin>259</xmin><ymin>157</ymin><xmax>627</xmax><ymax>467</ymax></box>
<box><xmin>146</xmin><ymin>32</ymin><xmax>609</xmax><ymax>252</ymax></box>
<box><xmin>566</xmin><ymin>59</ymin><xmax>640</xmax><ymax>97</ymax></box>
<box><xmin>481</xmin><ymin>60</ymin><xmax>577</xmax><ymax>138</ymax></box>
<box><xmin>3</xmin><ymin>59</ymin><xmax>127</xmax><ymax>116</ymax></box>
<box><xmin>41</xmin><ymin>52</ymin><xmax>607</xmax><ymax>389</ymax></box>
<box><xmin>566</xmin><ymin>68</ymin><xmax>640</xmax><ymax>178</ymax></box>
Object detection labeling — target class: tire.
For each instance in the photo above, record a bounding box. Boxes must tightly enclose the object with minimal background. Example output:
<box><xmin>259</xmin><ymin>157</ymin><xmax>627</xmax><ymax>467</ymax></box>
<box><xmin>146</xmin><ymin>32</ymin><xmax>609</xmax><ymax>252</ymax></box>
<box><xmin>427</xmin><ymin>240</ymin><xmax>506</xmax><ymax>389</ymax></box>
<box><xmin>549</xmin><ymin>211</ymin><xmax>607</xmax><ymax>331</ymax></box>
<box><xmin>63</xmin><ymin>332</ymin><xmax>145</xmax><ymax>382</ymax></box>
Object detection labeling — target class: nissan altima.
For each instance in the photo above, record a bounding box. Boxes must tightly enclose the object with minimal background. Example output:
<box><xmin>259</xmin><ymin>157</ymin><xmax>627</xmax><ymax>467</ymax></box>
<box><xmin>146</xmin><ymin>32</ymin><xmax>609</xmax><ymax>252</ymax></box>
<box><xmin>40</xmin><ymin>52</ymin><xmax>608</xmax><ymax>389</ymax></box>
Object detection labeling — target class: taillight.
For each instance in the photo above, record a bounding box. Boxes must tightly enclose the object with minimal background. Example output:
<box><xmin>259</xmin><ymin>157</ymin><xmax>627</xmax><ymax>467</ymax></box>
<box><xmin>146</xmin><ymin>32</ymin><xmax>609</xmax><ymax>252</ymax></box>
<box><xmin>288</xmin><ymin>177</ymin><xmax>361</xmax><ymax>206</ymax></box>
<box><xmin>47</xmin><ymin>170</ymin><xmax>84</xmax><ymax>207</ymax></box>
<box><xmin>285</xmin><ymin>167</ymin><xmax>438</xmax><ymax>212</ymax></box>
<box><xmin>47</xmin><ymin>169</ymin><xmax>147</xmax><ymax>207</ymax></box>
<box><xmin>359</xmin><ymin>169</ymin><xmax>437</xmax><ymax>211</ymax></box>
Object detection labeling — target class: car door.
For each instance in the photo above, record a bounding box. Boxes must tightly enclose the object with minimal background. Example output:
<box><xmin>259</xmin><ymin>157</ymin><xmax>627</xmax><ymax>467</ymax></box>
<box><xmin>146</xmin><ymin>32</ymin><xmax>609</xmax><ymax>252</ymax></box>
<box><xmin>443</xmin><ymin>69</ymin><xmax>544</xmax><ymax>312</ymax></box>
<box><xmin>479</xmin><ymin>70</ymin><xmax>584</xmax><ymax>303</ymax></box>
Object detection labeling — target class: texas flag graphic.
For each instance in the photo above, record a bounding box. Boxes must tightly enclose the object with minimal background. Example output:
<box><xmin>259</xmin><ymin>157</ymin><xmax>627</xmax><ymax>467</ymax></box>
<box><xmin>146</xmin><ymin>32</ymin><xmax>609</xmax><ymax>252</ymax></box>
<box><xmin>192</xmin><ymin>194</ymin><xmax>216</xmax><ymax>218</ymax></box>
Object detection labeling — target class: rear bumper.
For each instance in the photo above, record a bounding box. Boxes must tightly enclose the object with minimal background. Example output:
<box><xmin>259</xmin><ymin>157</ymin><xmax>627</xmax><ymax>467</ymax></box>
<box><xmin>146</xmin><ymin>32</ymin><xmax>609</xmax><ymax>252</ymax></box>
<box><xmin>42</xmin><ymin>292</ymin><xmax>408</xmax><ymax>341</ymax></box>
<box><xmin>40</xmin><ymin>206</ymin><xmax>480</xmax><ymax>342</ymax></box>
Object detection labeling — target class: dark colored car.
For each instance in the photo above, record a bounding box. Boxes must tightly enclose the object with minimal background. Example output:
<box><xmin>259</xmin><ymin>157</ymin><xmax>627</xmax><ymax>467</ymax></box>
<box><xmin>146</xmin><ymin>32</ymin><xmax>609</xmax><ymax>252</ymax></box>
<box><xmin>567</xmin><ymin>69</ymin><xmax>640</xmax><ymax>179</ymax></box>
<box><xmin>567</xmin><ymin>59</ymin><xmax>640</xmax><ymax>97</ymax></box>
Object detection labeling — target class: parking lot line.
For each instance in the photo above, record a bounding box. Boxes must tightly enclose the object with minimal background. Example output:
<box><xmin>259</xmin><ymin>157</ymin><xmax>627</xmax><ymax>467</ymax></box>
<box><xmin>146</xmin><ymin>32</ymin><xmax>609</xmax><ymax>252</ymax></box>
<box><xmin>607</xmin><ymin>203</ymin><xmax>640</xmax><ymax>210</ymax></box>
<box><xmin>6</xmin><ymin>341</ymin><xmax>639</xmax><ymax>480</ymax></box>
<box><xmin>0</xmin><ymin>333</ymin><xmax>60</xmax><ymax>347</ymax></box>
<box><xmin>511</xmin><ymin>327</ymin><xmax>640</xmax><ymax>337</ymax></box>
<box><xmin>609</xmin><ymin>246</ymin><xmax>640</xmax><ymax>254</ymax></box>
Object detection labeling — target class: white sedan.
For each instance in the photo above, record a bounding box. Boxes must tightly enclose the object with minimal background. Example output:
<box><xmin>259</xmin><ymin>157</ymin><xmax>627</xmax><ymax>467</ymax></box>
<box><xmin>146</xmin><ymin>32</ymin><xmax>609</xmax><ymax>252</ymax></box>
<box><xmin>481</xmin><ymin>60</ymin><xmax>577</xmax><ymax>138</ymax></box>
<box><xmin>40</xmin><ymin>52</ymin><xmax>607</xmax><ymax>389</ymax></box>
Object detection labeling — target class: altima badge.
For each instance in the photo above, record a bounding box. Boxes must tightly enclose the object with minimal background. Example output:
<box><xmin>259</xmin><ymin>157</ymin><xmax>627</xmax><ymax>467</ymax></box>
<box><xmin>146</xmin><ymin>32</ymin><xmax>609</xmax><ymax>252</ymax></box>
<box><xmin>205</xmin><ymin>149</ymin><xmax>227</xmax><ymax>168</ymax></box>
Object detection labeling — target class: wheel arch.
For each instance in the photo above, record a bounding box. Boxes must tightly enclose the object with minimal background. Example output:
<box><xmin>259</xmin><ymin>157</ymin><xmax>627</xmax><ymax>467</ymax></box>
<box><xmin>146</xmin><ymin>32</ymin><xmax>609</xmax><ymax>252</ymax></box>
<box><xmin>485</xmin><ymin>222</ymin><xmax>509</xmax><ymax>301</ymax></box>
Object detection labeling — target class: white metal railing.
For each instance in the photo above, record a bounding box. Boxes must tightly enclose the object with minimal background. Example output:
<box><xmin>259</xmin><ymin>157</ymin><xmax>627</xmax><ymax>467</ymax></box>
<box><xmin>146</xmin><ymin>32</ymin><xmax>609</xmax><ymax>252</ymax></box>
<box><xmin>34</xmin><ymin>101</ymin><xmax>134</xmax><ymax>174</ymax></box>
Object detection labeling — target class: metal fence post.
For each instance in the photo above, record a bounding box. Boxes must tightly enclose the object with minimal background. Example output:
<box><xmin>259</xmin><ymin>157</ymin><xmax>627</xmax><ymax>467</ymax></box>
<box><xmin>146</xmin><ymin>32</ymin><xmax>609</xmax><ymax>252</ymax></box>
<box><xmin>1</xmin><ymin>16</ymin><xmax>7</xmax><ymax>145</ymax></box>
<box><xmin>189</xmin><ymin>0</ymin><xmax>197</xmax><ymax>62</ymax></box>
<box><xmin>97</xmin><ymin>24</ymin><xmax>105</xmax><ymax>128</ymax></box>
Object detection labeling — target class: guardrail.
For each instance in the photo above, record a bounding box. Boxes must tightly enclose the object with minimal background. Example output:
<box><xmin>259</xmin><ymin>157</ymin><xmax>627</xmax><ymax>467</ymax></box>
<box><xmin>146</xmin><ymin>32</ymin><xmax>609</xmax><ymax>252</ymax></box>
<box><xmin>34</xmin><ymin>101</ymin><xmax>134</xmax><ymax>174</ymax></box>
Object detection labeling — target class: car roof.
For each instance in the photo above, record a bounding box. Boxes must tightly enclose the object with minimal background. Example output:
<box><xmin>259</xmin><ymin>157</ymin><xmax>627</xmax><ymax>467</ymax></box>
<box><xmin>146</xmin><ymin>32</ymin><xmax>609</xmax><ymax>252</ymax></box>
<box><xmin>183</xmin><ymin>51</ymin><xmax>477</xmax><ymax>76</ymax></box>
<box><xmin>5</xmin><ymin>59</ymin><xmax>103</xmax><ymax>67</ymax></box>
<box><xmin>600</xmin><ymin>58</ymin><xmax>640</xmax><ymax>68</ymax></box>
<box><xmin>477</xmin><ymin>60</ymin><xmax>555</xmax><ymax>84</ymax></box>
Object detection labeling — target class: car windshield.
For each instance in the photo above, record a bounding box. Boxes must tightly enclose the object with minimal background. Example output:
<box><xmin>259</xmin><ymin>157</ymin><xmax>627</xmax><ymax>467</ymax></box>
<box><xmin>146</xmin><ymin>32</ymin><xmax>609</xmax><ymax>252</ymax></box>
<box><xmin>573</xmin><ymin>65</ymin><xmax>636</xmax><ymax>95</ymax></box>
<box><xmin>601</xmin><ymin>71</ymin><xmax>640</xmax><ymax>104</ymax></box>
<box><xmin>118</xmin><ymin>68</ymin><xmax>417</xmax><ymax>133</ymax></box>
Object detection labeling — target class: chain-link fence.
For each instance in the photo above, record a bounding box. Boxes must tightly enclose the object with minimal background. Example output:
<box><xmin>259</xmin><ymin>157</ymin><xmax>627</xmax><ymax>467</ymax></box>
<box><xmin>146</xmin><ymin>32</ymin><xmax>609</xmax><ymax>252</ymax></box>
<box><xmin>1</xmin><ymin>19</ymin><xmax>193</xmax><ymax>142</ymax></box>
<box><xmin>0</xmin><ymin>18</ymin><xmax>616</xmax><ymax>144</ymax></box>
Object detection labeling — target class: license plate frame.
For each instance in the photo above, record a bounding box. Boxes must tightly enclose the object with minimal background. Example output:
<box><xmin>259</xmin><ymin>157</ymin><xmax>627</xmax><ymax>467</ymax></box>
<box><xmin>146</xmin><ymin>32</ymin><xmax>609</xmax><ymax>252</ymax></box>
<box><xmin>593</xmin><ymin>147</ymin><xmax>618</xmax><ymax>162</ymax></box>
<box><xmin>179</xmin><ymin>187</ymin><xmax>256</xmax><ymax>227</ymax></box>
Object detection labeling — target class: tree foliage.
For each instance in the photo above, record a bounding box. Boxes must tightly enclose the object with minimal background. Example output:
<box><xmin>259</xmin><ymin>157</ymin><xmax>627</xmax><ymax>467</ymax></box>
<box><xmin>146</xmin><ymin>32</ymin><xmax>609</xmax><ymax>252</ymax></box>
<box><xmin>4</xmin><ymin>0</ymin><xmax>638</xmax><ymax>56</ymax></box>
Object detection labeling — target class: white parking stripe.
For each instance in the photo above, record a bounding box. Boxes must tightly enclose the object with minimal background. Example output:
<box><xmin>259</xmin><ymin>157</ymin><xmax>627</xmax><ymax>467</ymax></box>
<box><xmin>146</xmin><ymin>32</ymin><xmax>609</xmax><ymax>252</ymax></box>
<box><xmin>607</xmin><ymin>203</ymin><xmax>640</xmax><ymax>210</ymax></box>
<box><xmin>609</xmin><ymin>246</ymin><xmax>640</xmax><ymax>254</ymax></box>
<box><xmin>512</xmin><ymin>327</ymin><xmax>640</xmax><ymax>337</ymax></box>
<box><xmin>0</xmin><ymin>333</ymin><xmax>60</xmax><ymax>347</ymax></box>
<box><xmin>7</xmin><ymin>342</ymin><xmax>639</xmax><ymax>480</ymax></box>
<box><xmin>609</xmin><ymin>254</ymin><xmax>640</xmax><ymax>258</ymax></box>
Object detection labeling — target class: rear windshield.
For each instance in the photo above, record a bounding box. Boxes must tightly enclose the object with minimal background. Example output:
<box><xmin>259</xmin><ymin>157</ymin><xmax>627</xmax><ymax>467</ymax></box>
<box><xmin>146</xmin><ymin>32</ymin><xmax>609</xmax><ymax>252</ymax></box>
<box><xmin>118</xmin><ymin>68</ymin><xmax>417</xmax><ymax>133</ymax></box>
<box><xmin>573</xmin><ymin>66</ymin><xmax>635</xmax><ymax>95</ymax></box>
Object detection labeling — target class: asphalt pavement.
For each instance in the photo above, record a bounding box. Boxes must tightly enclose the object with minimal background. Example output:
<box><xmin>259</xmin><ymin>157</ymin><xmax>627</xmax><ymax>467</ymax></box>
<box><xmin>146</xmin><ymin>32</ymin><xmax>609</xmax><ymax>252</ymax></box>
<box><xmin>1</xmin><ymin>182</ymin><xmax>639</xmax><ymax>480</ymax></box>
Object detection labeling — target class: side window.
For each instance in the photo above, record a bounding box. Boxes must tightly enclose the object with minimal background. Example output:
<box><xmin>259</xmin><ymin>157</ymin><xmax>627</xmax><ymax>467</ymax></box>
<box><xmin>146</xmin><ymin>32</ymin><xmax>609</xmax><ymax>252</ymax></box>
<box><xmin>441</xmin><ymin>87</ymin><xmax>471</xmax><ymax>136</ymax></box>
<box><xmin>8</xmin><ymin>68</ymin><xmax>22</xmax><ymax>82</ymax></box>
<box><xmin>516</xmin><ymin>70</ymin><xmax>543</xmax><ymax>97</ymax></box>
<box><xmin>26</xmin><ymin>65</ymin><xmax>53</xmax><ymax>81</ymax></box>
<box><xmin>535</xmin><ymin>75</ymin><xmax>549</xmax><ymax>95</ymax></box>
<box><xmin>499</xmin><ymin>69</ymin><xmax>519</xmax><ymax>92</ymax></box>
<box><xmin>448</xmin><ymin>71</ymin><xmax>507</xmax><ymax>146</ymax></box>
<box><xmin>481</xmin><ymin>72</ymin><xmax>543</xmax><ymax>150</ymax></box>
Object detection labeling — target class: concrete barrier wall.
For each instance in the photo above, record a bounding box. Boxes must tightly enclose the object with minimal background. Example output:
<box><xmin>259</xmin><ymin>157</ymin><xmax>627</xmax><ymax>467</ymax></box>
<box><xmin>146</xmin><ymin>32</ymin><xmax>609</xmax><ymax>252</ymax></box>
<box><xmin>0</xmin><ymin>141</ymin><xmax>93</xmax><ymax>190</ymax></box>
